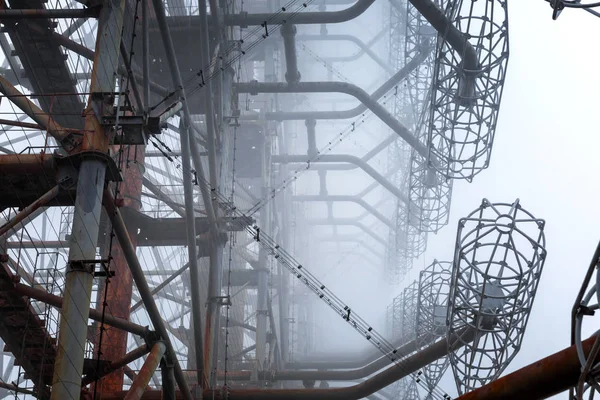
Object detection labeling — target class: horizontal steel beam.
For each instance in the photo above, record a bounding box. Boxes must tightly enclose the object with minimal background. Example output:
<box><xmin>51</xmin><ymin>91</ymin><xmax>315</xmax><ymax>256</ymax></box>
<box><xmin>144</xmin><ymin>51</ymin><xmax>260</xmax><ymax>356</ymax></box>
<box><xmin>272</xmin><ymin>154</ymin><xmax>408</xmax><ymax>205</ymax></box>
<box><xmin>10</xmin><ymin>281</ymin><xmax>150</xmax><ymax>338</ymax></box>
<box><xmin>0</xmin><ymin>7</ymin><xmax>101</xmax><ymax>20</ymax></box>
<box><xmin>100</xmin><ymin>328</ymin><xmax>475</xmax><ymax>399</ymax></box>
<box><xmin>224</xmin><ymin>0</ymin><xmax>374</xmax><ymax>26</ymax></box>
<box><xmin>236</xmin><ymin>82</ymin><xmax>428</xmax><ymax>160</ymax></box>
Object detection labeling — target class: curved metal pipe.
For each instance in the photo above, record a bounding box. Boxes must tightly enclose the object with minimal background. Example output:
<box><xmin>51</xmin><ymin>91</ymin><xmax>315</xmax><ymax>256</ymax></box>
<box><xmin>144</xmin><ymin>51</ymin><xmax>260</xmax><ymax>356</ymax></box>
<box><xmin>307</xmin><ymin>218</ymin><xmax>387</xmax><ymax>247</ymax></box>
<box><xmin>407</xmin><ymin>0</ymin><xmax>479</xmax><ymax>74</ymax></box>
<box><xmin>281</xmin><ymin>24</ymin><xmax>301</xmax><ymax>84</ymax></box>
<box><xmin>293</xmin><ymin>195</ymin><xmax>393</xmax><ymax>228</ymax></box>
<box><xmin>272</xmin><ymin>154</ymin><xmax>408</xmax><ymax>205</ymax></box>
<box><xmin>224</xmin><ymin>0</ymin><xmax>375</xmax><ymax>27</ymax></box>
<box><xmin>239</xmin><ymin>52</ymin><xmax>428</xmax><ymax>122</ymax></box>
<box><xmin>297</xmin><ymin>34</ymin><xmax>394</xmax><ymax>75</ymax></box>
<box><xmin>235</xmin><ymin>81</ymin><xmax>426</xmax><ymax>159</ymax></box>
<box><xmin>102</xmin><ymin>328</ymin><xmax>475</xmax><ymax>400</ymax></box>
<box><xmin>318</xmin><ymin>236</ymin><xmax>384</xmax><ymax>262</ymax></box>
<box><xmin>319</xmin><ymin>27</ymin><xmax>388</xmax><ymax>63</ymax></box>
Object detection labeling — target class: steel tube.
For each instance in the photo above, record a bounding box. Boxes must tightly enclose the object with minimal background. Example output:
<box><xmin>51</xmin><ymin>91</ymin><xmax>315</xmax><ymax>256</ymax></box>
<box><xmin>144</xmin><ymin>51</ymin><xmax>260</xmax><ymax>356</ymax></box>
<box><xmin>272</xmin><ymin>154</ymin><xmax>408</xmax><ymax>205</ymax></box>
<box><xmin>124</xmin><ymin>342</ymin><xmax>167</xmax><ymax>400</ymax></box>
<box><xmin>298</xmin><ymin>34</ymin><xmax>393</xmax><ymax>75</ymax></box>
<box><xmin>225</xmin><ymin>0</ymin><xmax>375</xmax><ymax>26</ymax></box>
<box><xmin>0</xmin><ymin>381</ymin><xmax>35</xmax><ymax>396</ymax></box>
<box><xmin>198</xmin><ymin>0</ymin><xmax>223</xmax><ymax>386</ymax></box>
<box><xmin>0</xmin><ymin>7</ymin><xmax>100</xmax><ymax>20</ymax></box>
<box><xmin>281</xmin><ymin>24</ymin><xmax>301</xmax><ymax>83</ymax></box>
<box><xmin>82</xmin><ymin>344</ymin><xmax>151</xmax><ymax>386</ymax></box>
<box><xmin>101</xmin><ymin>328</ymin><xmax>475</xmax><ymax>400</ymax></box>
<box><xmin>0</xmin><ymin>76</ymin><xmax>73</xmax><ymax>146</ymax></box>
<box><xmin>142</xmin><ymin>0</ymin><xmax>150</xmax><ymax>109</ymax></box>
<box><xmin>321</xmin><ymin>27</ymin><xmax>388</xmax><ymax>63</ymax></box>
<box><xmin>150</xmin><ymin>0</ymin><xmax>216</xmax><ymax>388</ymax></box>
<box><xmin>161</xmin><ymin>362</ymin><xmax>176</xmax><ymax>400</ymax></box>
<box><xmin>293</xmin><ymin>195</ymin><xmax>393</xmax><ymax>228</ymax></box>
<box><xmin>456</xmin><ymin>333</ymin><xmax>599</xmax><ymax>400</ymax></box>
<box><xmin>0</xmin><ymin>185</ymin><xmax>59</xmax><ymax>237</ymax></box>
<box><xmin>11</xmin><ymin>281</ymin><xmax>149</xmax><ymax>338</ymax></box>
<box><xmin>103</xmin><ymin>189</ymin><xmax>193</xmax><ymax>400</ymax></box>
<box><xmin>308</xmin><ymin>218</ymin><xmax>386</xmax><ymax>247</ymax></box>
<box><xmin>0</xmin><ymin>118</ymin><xmax>42</xmax><ymax>129</ymax></box>
<box><xmin>51</xmin><ymin>159</ymin><xmax>106</xmax><ymax>400</ymax></box>
<box><xmin>407</xmin><ymin>0</ymin><xmax>479</xmax><ymax>74</ymax></box>
<box><xmin>177</xmin><ymin>117</ymin><xmax>206</xmax><ymax>386</ymax></box>
<box><xmin>241</xmin><ymin>51</ymin><xmax>427</xmax><ymax>122</ymax></box>
<box><xmin>235</xmin><ymin>81</ymin><xmax>428</xmax><ymax>159</ymax></box>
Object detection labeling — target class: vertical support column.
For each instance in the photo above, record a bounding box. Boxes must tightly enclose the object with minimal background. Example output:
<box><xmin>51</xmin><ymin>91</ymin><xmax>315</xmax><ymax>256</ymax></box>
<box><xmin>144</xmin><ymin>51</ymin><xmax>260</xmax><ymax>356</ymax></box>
<box><xmin>277</xmin><ymin>123</ymin><xmax>292</xmax><ymax>368</ymax></box>
<box><xmin>142</xmin><ymin>0</ymin><xmax>150</xmax><ymax>110</ymax></box>
<box><xmin>255</xmin><ymin>35</ymin><xmax>276</xmax><ymax>374</ymax></box>
<box><xmin>95</xmin><ymin>148</ymin><xmax>144</xmax><ymax>393</ymax></box>
<box><xmin>199</xmin><ymin>0</ymin><xmax>224</xmax><ymax>384</ymax></box>
<box><xmin>305</xmin><ymin>119</ymin><xmax>317</xmax><ymax>158</ymax></box>
<box><xmin>52</xmin><ymin>159</ymin><xmax>107</xmax><ymax>400</ymax></box>
<box><xmin>51</xmin><ymin>1</ymin><xmax>126</xmax><ymax>399</ymax></box>
<box><xmin>161</xmin><ymin>361</ymin><xmax>176</xmax><ymax>400</ymax></box>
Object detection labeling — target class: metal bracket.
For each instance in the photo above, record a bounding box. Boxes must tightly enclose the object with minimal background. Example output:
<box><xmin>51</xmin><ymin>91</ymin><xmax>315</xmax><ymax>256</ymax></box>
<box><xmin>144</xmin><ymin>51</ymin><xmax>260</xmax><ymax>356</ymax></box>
<box><xmin>56</xmin><ymin>150</ymin><xmax>122</xmax><ymax>183</ymax></box>
<box><xmin>102</xmin><ymin>114</ymin><xmax>161</xmax><ymax>145</ymax></box>
<box><xmin>69</xmin><ymin>259</ymin><xmax>113</xmax><ymax>278</ymax></box>
<box><xmin>209</xmin><ymin>296</ymin><xmax>232</xmax><ymax>306</ymax></box>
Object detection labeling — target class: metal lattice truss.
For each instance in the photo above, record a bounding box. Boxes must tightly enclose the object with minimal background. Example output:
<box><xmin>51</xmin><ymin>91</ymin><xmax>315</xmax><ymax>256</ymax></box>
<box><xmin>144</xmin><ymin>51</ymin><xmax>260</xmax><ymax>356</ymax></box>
<box><xmin>405</xmin><ymin>0</ymin><xmax>454</xmax><ymax>235</ymax></box>
<box><xmin>447</xmin><ymin>199</ymin><xmax>546</xmax><ymax>394</ymax></box>
<box><xmin>427</xmin><ymin>0</ymin><xmax>510</xmax><ymax>181</ymax></box>
<box><xmin>402</xmin><ymin>280</ymin><xmax>420</xmax><ymax>343</ymax></box>
<box><xmin>416</xmin><ymin>260</ymin><xmax>452</xmax><ymax>394</ymax></box>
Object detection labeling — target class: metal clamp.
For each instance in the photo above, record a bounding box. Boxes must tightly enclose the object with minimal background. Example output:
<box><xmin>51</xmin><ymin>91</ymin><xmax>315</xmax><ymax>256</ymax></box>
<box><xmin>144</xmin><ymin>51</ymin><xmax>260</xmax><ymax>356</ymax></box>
<box><xmin>68</xmin><ymin>259</ymin><xmax>114</xmax><ymax>278</ymax></box>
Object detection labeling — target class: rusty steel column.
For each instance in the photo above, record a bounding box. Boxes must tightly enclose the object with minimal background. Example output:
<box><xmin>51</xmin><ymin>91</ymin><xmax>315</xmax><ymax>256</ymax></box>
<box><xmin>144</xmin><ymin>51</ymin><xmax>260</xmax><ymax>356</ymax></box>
<box><xmin>124</xmin><ymin>342</ymin><xmax>167</xmax><ymax>400</ymax></box>
<box><xmin>95</xmin><ymin>145</ymin><xmax>145</xmax><ymax>394</ymax></box>
<box><xmin>50</xmin><ymin>1</ymin><xmax>126</xmax><ymax>399</ymax></box>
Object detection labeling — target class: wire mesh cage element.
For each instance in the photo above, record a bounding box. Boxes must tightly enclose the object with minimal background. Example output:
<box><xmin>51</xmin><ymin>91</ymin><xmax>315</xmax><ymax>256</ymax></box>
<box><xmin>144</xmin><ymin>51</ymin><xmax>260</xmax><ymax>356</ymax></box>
<box><xmin>407</xmin><ymin>159</ymin><xmax>453</xmax><ymax>234</ymax></box>
<box><xmin>427</xmin><ymin>0</ymin><xmax>510</xmax><ymax>181</ymax></box>
<box><xmin>417</xmin><ymin>260</ymin><xmax>452</xmax><ymax>393</ymax></box>
<box><xmin>447</xmin><ymin>198</ymin><xmax>546</xmax><ymax>394</ymax></box>
<box><xmin>388</xmin><ymin>293</ymin><xmax>405</xmax><ymax>344</ymax></box>
<box><xmin>402</xmin><ymin>280</ymin><xmax>420</xmax><ymax>344</ymax></box>
<box><xmin>570</xmin><ymin>240</ymin><xmax>600</xmax><ymax>399</ymax></box>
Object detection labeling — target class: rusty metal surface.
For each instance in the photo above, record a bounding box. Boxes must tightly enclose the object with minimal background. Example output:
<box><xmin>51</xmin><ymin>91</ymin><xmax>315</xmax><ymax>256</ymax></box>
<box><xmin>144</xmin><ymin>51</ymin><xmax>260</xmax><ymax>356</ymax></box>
<box><xmin>10</xmin><ymin>280</ymin><xmax>149</xmax><ymax>338</ymax></box>
<box><xmin>95</xmin><ymin>144</ymin><xmax>145</xmax><ymax>394</ymax></box>
<box><xmin>123</xmin><ymin>342</ymin><xmax>166</xmax><ymax>400</ymax></box>
<box><xmin>0</xmin><ymin>185</ymin><xmax>60</xmax><ymax>237</ymax></box>
<box><xmin>0</xmin><ymin>257</ymin><xmax>57</xmax><ymax>397</ymax></box>
<box><xmin>82</xmin><ymin>344</ymin><xmax>150</xmax><ymax>387</ymax></box>
<box><xmin>3</xmin><ymin>0</ymin><xmax>85</xmax><ymax>130</ymax></box>
<box><xmin>455</xmin><ymin>334</ymin><xmax>599</xmax><ymax>400</ymax></box>
<box><xmin>100</xmin><ymin>329</ymin><xmax>473</xmax><ymax>400</ymax></box>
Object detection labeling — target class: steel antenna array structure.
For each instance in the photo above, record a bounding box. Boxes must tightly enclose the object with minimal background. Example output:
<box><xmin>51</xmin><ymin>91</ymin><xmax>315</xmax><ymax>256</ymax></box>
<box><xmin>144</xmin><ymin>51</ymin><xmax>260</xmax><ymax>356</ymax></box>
<box><xmin>385</xmin><ymin>0</ymin><xmax>419</xmax><ymax>284</ymax></box>
<box><xmin>427</xmin><ymin>0</ymin><xmax>510</xmax><ymax>181</ymax></box>
<box><xmin>417</xmin><ymin>260</ymin><xmax>452</xmax><ymax>396</ymax></box>
<box><xmin>447</xmin><ymin>199</ymin><xmax>547</xmax><ymax>394</ymax></box>
<box><xmin>405</xmin><ymin>0</ymin><xmax>453</xmax><ymax>236</ymax></box>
